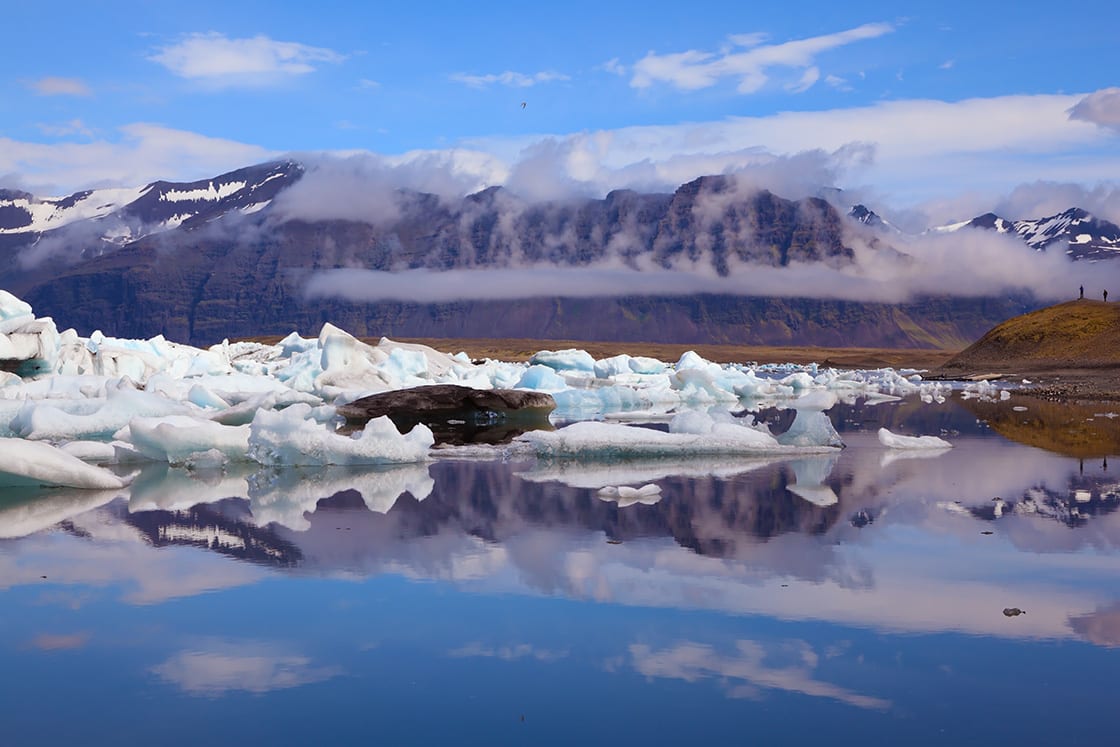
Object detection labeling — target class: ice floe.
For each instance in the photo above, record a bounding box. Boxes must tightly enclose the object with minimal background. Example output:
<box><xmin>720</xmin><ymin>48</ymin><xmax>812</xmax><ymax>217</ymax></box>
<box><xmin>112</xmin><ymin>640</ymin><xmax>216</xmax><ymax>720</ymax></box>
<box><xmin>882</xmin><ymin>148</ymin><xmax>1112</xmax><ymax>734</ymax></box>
<box><xmin>0</xmin><ymin>289</ymin><xmax>983</xmax><ymax>482</ymax></box>
<box><xmin>878</xmin><ymin>428</ymin><xmax>953</xmax><ymax>450</ymax></box>
<box><xmin>0</xmin><ymin>438</ymin><xmax>128</xmax><ymax>489</ymax></box>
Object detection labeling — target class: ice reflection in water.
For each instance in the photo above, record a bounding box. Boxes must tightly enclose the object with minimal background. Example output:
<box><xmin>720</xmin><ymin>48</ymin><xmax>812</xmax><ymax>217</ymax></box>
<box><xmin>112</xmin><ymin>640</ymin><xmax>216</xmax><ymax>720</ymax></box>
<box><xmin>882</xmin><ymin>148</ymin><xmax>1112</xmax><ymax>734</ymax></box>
<box><xmin>1</xmin><ymin>396</ymin><xmax>1119</xmax><ymax>745</ymax></box>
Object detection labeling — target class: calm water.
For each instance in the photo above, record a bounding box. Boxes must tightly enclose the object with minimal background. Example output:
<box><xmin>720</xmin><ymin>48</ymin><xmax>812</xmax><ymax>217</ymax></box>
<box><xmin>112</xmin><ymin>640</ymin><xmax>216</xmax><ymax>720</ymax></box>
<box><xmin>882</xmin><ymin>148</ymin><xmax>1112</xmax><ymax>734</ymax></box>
<box><xmin>2</xmin><ymin>396</ymin><xmax>1119</xmax><ymax>746</ymax></box>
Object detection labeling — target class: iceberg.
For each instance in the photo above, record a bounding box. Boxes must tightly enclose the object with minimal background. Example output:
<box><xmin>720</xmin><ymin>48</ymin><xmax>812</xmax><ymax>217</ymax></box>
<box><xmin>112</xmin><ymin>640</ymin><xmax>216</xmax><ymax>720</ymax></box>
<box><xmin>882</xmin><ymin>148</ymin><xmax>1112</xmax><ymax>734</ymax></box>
<box><xmin>516</xmin><ymin>419</ymin><xmax>833</xmax><ymax>461</ymax></box>
<box><xmin>247</xmin><ymin>404</ymin><xmax>433</xmax><ymax>467</ymax></box>
<box><xmin>126</xmin><ymin>415</ymin><xmax>251</xmax><ymax>466</ymax></box>
<box><xmin>0</xmin><ymin>438</ymin><xmax>128</xmax><ymax>489</ymax></box>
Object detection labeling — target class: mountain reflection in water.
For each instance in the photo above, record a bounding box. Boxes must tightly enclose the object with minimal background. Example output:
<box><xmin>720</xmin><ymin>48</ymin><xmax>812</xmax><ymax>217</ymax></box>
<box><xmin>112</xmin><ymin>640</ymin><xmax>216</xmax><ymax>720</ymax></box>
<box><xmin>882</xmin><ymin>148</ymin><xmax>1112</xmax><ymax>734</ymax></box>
<box><xmin>2</xmin><ymin>396</ymin><xmax>1119</xmax><ymax>746</ymax></box>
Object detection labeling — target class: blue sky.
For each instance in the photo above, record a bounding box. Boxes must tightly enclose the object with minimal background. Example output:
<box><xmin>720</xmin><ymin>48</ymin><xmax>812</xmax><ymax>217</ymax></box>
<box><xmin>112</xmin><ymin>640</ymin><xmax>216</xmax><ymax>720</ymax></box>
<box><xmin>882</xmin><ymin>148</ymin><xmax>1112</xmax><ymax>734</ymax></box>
<box><xmin>3</xmin><ymin>0</ymin><xmax>1119</xmax><ymax>223</ymax></box>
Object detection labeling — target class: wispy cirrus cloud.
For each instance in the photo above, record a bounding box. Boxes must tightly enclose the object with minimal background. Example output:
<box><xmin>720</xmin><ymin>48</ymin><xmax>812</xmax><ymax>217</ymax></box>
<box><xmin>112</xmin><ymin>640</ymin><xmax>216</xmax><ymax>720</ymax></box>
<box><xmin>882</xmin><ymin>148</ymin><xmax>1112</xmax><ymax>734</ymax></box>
<box><xmin>450</xmin><ymin>70</ymin><xmax>569</xmax><ymax>89</ymax></box>
<box><xmin>37</xmin><ymin>119</ymin><xmax>94</xmax><ymax>139</ymax></box>
<box><xmin>28</xmin><ymin>77</ymin><xmax>91</xmax><ymax>96</ymax></box>
<box><xmin>149</xmin><ymin>32</ymin><xmax>344</xmax><ymax>87</ymax></box>
<box><xmin>30</xmin><ymin>632</ymin><xmax>91</xmax><ymax>651</ymax></box>
<box><xmin>630</xmin><ymin>22</ymin><xmax>894</xmax><ymax>94</ymax></box>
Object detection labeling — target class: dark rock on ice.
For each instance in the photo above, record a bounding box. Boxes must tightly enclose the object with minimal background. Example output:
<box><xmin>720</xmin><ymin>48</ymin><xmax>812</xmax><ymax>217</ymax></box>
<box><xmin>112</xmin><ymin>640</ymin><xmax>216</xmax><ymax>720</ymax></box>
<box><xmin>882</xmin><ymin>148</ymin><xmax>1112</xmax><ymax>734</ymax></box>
<box><xmin>337</xmin><ymin>384</ymin><xmax>556</xmax><ymax>445</ymax></box>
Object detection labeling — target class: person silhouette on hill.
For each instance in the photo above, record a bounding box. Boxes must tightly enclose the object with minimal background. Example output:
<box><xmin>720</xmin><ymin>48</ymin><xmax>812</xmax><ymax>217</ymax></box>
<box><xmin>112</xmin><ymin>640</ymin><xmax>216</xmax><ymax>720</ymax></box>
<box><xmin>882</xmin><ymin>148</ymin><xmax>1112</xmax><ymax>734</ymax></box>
<box><xmin>1079</xmin><ymin>285</ymin><xmax>1084</xmax><ymax>299</ymax></box>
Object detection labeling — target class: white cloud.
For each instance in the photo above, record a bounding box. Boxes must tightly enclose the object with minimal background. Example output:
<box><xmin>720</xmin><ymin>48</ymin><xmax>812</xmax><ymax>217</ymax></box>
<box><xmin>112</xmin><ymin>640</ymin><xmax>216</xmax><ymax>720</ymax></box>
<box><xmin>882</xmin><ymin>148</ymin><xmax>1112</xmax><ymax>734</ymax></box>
<box><xmin>786</xmin><ymin>66</ymin><xmax>821</xmax><ymax>94</ymax></box>
<box><xmin>601</xmin><ymin>58</ymin><xmax>627</xmax><ymax>76</ymax></box>
<box><xmin>450</xmin><ymin>70</ymin><xmax>570</xmax><ymax>89</ymax></box>
<box><xmin>1068</xmin><ymin>87</ymin><xmax>1120</xmax><ymax>132</ymax></box>
<box><xmin>940</xmin><ymin>59</ymin><xmax>955</xmax><ymax>70</ymax></box>
<box><xmin>460</xmin><ymin>91</ymin><xmax>1114</xmax><ymax>211</ymax></box>
<box><xmin>28</xmin><ymin>77</ymin><xmax>91</xmax><ymax>96</ymax></box>
<box><xmin>0</xmin><ymin>123</ymin><xmax>274</xmax><ymax>194</ymax></box>
<box><xmin>630</xmin><ymin>22</ymin><xmax>893</xmax><ymax>93</ymax></box>
<box><xmin>149</xmin><ymin>32</ymin><xmax>344</xmax><ymax>87</ymax></box>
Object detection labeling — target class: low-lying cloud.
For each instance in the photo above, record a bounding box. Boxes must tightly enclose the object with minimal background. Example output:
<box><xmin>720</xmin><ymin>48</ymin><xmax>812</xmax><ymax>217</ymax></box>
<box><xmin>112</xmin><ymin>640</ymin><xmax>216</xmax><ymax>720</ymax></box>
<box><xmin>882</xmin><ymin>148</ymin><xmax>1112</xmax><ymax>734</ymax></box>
<box><xmin>302</xmin><ymin>222</ymin><xmax>1108</xmax><ymax>306</ymax></box>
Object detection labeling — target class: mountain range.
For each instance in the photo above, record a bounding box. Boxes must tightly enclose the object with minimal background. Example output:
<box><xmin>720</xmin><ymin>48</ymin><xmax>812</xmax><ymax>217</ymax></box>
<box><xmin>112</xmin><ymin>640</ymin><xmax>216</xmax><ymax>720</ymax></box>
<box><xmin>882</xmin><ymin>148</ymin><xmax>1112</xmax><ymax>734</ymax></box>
<box><xmin>2</xmin><ymin>160</ymin><xmax>1114</xmax><ymax>347</ymax></box>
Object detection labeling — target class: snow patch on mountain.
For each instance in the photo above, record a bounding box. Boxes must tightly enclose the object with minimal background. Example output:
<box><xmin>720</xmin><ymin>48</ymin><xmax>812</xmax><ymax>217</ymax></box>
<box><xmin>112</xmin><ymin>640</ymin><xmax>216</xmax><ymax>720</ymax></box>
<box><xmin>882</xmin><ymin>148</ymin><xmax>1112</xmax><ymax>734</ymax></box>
<box><xmin>160</xmin><ymin>180</ymin><xmax>247</xmax><ymax>202</ymax></box>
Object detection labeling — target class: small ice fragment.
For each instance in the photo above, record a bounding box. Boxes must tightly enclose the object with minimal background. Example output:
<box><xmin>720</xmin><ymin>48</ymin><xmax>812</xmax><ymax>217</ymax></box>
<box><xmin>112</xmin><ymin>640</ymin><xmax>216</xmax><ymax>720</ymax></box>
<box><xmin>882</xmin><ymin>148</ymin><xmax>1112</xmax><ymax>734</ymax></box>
<box><xmin>878</xmin><ymin>428</ymin><xmax>952</xmax><ymax>450</ymax></box>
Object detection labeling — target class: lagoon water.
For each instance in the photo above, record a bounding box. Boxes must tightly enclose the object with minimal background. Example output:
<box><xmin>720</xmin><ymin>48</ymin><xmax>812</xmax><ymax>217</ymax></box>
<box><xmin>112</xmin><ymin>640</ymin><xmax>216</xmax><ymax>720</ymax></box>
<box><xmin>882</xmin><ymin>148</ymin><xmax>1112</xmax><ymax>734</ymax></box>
<box><xmin>2</xmin><ymin>395</ymin><xmax>1119</xmax><ymax>745</ymax></box>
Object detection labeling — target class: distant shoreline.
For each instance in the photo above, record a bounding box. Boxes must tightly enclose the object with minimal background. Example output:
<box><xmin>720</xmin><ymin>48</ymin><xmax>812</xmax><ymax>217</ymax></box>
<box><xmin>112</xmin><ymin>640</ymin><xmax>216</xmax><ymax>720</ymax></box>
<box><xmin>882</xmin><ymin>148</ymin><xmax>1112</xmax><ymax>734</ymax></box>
<box><xmin>243</xmin><ymin>334</ymin><xmax>1120</xmax><ymax>402</ymax></box>
<box><xmin>246</xmin><ymin>335</ymin><xmax>962</xmax><ymax>371</ymax></box>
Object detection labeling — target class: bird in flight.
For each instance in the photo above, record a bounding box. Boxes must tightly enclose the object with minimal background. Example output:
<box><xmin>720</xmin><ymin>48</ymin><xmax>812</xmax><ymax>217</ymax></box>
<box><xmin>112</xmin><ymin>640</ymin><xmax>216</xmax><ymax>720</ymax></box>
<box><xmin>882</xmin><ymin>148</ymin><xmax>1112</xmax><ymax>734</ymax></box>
<box><xmin>520</xmin><ymin>101</ymin><xmax>526</xmax><ymax>109</ymax></box>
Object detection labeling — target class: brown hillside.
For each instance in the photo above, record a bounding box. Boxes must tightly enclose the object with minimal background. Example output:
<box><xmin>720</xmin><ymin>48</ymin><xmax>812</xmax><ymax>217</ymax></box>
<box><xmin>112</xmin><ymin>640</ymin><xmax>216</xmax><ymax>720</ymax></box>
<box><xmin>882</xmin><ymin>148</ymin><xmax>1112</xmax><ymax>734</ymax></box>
<box><xmin>941</xmin><ymin>300</ymin><xmax>1120</xmax><ymax>371</ymax></box>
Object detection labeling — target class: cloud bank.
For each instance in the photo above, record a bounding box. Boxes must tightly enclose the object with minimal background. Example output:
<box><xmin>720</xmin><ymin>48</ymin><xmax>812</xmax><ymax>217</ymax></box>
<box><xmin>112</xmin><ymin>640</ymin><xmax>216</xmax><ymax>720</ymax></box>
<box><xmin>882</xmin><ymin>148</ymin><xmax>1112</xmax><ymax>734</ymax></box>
<box><xmin>302</xmin><ymin>223</ymin><xmax>1108</xmax><ymax>306</ymax></box>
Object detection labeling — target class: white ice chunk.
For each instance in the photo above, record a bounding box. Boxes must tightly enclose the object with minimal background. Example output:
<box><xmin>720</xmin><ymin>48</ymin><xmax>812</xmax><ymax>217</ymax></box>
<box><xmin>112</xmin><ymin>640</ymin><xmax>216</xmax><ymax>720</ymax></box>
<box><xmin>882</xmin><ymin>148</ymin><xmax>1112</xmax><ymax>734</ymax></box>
<box><xmin>0</xmin><ymin>438</ymin><xmax>127</xmax><ymax>489</ymax></box>
<box><xmin>529</xmin><ymin>349</ymin><xmax>596</xmax><ymax>373</ymax></box>
<box><xmin>778</xmin><ymin>404</ymin><xmax>844</xmax><ymax>448</ymax></box>
<box><xmin>59</xmin><ymin>440</ymin><xmax>119</xmax><ymax>463</ymax></box>
<box><xmin>516</xmin><ymin>364</ymin><xmax>568</xmax><ymax>392</ymax></box>
<box><xmin>517</xmin><ymin>419</ymin><xmax>834</xmax><ymax>461</ymax></box>
<box><xmin>247</xmin><ymin>404</ymin><xmax>433</xmax><ymax>466</ymax></box>
<box><xmin>127</xmin><ymin>415</ymin><xmax>251</xmax><ymax>465</ymax></box>
<box><xmin>878</xmin><ymin>427</ymin><xmax>953</xmax><ymax>450</ymax></box>
<box><xmin>13</xmin><ymin>386</ymin><xmax>189</xmax><ymax>441</ymax></box>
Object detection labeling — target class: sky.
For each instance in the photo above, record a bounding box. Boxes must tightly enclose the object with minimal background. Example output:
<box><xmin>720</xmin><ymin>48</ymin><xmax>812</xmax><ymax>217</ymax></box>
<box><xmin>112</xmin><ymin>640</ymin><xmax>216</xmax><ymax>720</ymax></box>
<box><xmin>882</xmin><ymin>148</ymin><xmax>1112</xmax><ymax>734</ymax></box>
<box><xmin>3</xmin><ymin>0</ymin><xmax>1120</xmax><ymax>226</ymax></box>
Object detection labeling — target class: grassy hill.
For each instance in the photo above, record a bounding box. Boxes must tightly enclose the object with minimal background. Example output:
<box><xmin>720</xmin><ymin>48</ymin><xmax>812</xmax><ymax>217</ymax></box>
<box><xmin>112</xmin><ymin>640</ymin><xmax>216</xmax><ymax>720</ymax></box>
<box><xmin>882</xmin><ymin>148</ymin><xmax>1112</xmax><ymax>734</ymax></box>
<box><xmin>941</xmin><ymin>300</ymin><xmax>1120</xmax><ymax>371</ymax></box>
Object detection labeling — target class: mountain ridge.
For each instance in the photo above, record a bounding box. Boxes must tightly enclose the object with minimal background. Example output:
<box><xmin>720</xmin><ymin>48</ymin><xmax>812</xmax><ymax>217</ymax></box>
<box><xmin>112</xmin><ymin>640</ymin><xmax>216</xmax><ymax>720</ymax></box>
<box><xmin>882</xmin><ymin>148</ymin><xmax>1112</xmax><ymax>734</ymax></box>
<box><xmin>0</xmin><ymin>160</ymin><xmax>1103</xmax><ymax>347</ymax></box>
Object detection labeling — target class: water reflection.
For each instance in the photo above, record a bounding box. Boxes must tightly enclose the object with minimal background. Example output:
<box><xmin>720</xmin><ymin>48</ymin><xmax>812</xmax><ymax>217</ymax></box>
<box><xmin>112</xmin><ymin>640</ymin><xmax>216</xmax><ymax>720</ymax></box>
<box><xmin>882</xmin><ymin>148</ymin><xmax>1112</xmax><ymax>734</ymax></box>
<box><xmin>3</xmin><ymin>397</ymin><xmax>1120</xmax><ymax>743</ymax></box>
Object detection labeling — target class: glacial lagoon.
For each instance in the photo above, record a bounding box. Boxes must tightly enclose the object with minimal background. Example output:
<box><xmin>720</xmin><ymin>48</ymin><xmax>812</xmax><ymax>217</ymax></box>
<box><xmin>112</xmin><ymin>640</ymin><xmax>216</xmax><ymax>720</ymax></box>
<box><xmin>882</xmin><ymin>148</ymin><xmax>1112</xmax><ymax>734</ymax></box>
<box><xmin>2</xmin><ymin>395</ymin><xmax>1118</xmax><ymax>746</ymax></box>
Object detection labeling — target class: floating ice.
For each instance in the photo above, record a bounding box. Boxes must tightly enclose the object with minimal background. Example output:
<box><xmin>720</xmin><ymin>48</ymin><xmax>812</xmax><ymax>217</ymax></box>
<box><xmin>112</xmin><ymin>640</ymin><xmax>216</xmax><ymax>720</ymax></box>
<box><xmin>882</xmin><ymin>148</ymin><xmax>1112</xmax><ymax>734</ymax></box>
<box><xmin>247</xmin><ymin>404</ymin><xmax>433</xmax><ymax>467</ymax></box>
<box><xmin>0</xmin><ymin>438</ymin><xmax>127</xmax><ymax>489</ymax></box>
<box><xmin>13</xmin><ymin>385</ymin><xmax>189</xmax><ymax>441</ymax></box>
<box><xmin>878</xmin><ymin>428</ymin><xmax>953</xmax><ymax>450</ymax></box>
<box><xmin>517</xmin><ymin>413</ymin><xmax>836</xmax><ymax>461</ymax></box>
<box><xmin>1</xmin><ymin>289</ymin><xmax>974</xmax><ymax>479</ymax></box>
<box><xmin>778</xmin><ymin>393</ymin><xmax>844</xmax><ymax>448</ymax></box>
<box><xmin>126</xmin><ymin>415</ymin><xmax>251</xmax><ymax>466</ymax></box>
<box><xmin>530</xmin><ymin>349</ymin><xmax>596</xmax><ymax>373</ymax></box>
<box><xmin>597</xmin><ymin>483</ymin><xmax>662</xmax><ymax>507</ymax></box>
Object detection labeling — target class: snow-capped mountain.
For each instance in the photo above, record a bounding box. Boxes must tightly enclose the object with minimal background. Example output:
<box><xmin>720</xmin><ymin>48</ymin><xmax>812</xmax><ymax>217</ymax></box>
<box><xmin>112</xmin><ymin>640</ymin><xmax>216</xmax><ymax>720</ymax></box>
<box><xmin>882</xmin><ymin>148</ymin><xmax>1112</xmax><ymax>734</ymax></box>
<box><xmin>0</xmin><ymin>160</ymin><xmax>303</xmax><ymax>248</ymax></box>
<box><xmin>0</xmin><ymin>162</ymin><xmax>1052</xmax><ymax>346</ymax></box>
<box><xmin>933</xmin><ymin>207</ymin><xmax>1120</xmax><ymax>261</ymax></box>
